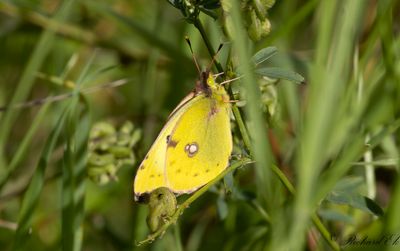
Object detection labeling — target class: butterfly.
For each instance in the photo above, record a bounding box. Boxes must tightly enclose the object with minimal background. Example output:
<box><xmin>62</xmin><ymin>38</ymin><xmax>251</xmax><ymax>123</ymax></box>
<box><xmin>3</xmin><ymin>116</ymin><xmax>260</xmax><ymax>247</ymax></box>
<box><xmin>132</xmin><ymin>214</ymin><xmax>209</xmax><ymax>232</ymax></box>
<box><xmin>133</xmin><ymin>69</ymin><xmax>233</xmax><ymax>200</ymax></box>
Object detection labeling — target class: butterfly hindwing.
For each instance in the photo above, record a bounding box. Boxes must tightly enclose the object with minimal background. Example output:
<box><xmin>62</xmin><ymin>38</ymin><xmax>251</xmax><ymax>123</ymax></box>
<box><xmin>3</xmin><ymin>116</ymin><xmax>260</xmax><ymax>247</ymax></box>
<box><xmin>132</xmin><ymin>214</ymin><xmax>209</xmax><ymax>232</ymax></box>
<box><xmin>165</xmin><ymin>95</ymin><xmax>232</xmax><ymax>193</ymax></box>
<box><xmin>133</xmin><ymin>118</ymin><xmax>173</xmax><ymax>195</ymax></box>
<box><xmin>133</xmin><ymin>94</ymin><xmax>203</xmax><ymax>196</ymax></box>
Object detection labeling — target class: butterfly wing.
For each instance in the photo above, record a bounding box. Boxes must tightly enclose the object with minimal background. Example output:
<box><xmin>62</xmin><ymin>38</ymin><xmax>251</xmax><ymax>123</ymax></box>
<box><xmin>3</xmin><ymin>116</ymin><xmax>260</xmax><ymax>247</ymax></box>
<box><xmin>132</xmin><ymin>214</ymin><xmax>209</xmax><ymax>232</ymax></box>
<box><xmin>133</xmin><ymin>94</ymin><xmax>203</xmax><ymax>197</ymax></box>
<box><xmin>165</xmin><ymin>96</ymin><xmax>232</xmax><ymax>193</ymax></box>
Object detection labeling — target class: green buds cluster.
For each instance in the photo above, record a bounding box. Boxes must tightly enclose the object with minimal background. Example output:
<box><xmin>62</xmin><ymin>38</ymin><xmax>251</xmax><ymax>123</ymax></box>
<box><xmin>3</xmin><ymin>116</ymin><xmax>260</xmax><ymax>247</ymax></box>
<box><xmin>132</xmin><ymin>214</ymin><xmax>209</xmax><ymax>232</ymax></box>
<box><xmin>87</xmin><ymin>121</ymin><xmax>141</xmax><ymax>185</ymax></box>
<box><xmin>146</xmin><ymin>187</ymin><xmax>177</xmax><ymax>233</ymax></box>
<box><xmin>245</xmin><ymin>0</ymin><xmax>275</xmax><ymax>41</ymax></box>
<box><xmin>259</xmin><ymin>77</ymin><xmax>278</xmax><ymax>117</ymax></box>
<box><xmin>222</xmin><ymin>0</ymin><xmax>275</xmax><ymax>42</ymax></box>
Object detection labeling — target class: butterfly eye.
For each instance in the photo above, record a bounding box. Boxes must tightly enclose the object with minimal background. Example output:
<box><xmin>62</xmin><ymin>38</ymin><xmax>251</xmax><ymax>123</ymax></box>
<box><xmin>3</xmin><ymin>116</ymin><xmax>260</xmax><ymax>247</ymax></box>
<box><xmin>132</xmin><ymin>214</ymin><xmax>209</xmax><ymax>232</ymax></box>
<box><xmin>207</xmin><ymin>78</ymin><xmax>215</xmax><ymax>87</ymax></box>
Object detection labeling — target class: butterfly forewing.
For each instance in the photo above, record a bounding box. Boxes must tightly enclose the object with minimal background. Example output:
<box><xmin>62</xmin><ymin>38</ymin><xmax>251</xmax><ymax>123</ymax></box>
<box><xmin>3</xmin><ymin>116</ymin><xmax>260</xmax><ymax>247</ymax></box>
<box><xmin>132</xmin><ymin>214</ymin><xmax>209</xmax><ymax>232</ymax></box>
<box><xmin>165</xmin><ymin>96</ymin><xmax>232</xmax><ymax>193</ymax></box>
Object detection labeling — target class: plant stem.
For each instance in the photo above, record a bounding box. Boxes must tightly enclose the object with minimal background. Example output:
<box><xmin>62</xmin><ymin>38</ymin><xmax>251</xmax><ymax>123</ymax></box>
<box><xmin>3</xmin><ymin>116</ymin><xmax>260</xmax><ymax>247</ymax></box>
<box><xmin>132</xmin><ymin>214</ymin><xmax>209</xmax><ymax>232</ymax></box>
<box><xmin>173</xmin><ymin>223</ymin><xmax>183</xmax><ymax>251</ymax></box>
<box><xmin>231</xmin><ymin>106</ymin><xmax>253</xmax><ymax>154</ymax></box>
<box><xmin>311</xmin><ymin>215</ymin><xmax>340</xmax><ymax>251</ymax></box>
<box><xmin>193</xmin><ymin>18</ymin><xmax>224</xmax><ymax>73</ymax></box>
<box><xmin>193</xmin><ymin>18</ymin><xmax>253</xmax><ymax>155</ymax></box>
<box><xmin>271</xmin><ymin>163</ymin><xmax>339</xmax><ymax>250</ymax></box>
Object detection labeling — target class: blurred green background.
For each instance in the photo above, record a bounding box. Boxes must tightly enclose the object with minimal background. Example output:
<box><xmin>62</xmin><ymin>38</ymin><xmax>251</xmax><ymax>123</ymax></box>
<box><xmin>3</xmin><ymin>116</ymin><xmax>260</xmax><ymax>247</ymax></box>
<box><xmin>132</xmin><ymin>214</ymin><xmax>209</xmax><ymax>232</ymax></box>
<box><xmin>0</xmin><ymin>0</ymin><xmax>399</xmax><ymax>250</ymax></box>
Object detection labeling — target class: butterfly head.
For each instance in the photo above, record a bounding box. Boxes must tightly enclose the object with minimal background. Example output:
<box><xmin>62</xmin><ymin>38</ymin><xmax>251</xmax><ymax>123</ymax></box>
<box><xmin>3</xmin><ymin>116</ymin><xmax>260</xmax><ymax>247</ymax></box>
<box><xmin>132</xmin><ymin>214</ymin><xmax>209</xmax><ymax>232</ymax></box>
<box><xmin>195</xmin><ymin>70</ymin><xmax>229</xmax><ymax>103</ymax></box>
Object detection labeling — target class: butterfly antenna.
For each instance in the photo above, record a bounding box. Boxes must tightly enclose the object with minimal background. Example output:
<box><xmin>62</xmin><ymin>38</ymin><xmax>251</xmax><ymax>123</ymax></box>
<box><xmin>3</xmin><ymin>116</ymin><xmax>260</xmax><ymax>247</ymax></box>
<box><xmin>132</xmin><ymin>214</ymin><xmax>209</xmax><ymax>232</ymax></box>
<box><xmin>212</xmin><ymin>72</ymin><xmax>225</xmax><ymax>79</ymax></box>
<box><xmin>206</xmin><ymin>43</ymin><xmax>224</xmax><ymax>72</ymax></box>
<box><xmin>220</xmin><ymin>75</ymin><xmax>243</xmax><ymax>86</ymax></box>
<box><xmin>185</xmin><ymin>36</ymin><xmax>201</xmax><ymax>74</ymax></box>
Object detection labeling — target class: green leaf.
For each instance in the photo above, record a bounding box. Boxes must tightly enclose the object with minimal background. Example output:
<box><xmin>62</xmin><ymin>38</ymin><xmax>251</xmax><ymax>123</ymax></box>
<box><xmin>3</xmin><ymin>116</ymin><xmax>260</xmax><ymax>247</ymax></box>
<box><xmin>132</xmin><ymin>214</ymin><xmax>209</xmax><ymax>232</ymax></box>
<box><xmin>332</xmin><ymin>176</ymin><xmax>364</xmax><ymax>192</ymax></box>
<box><xmin>231</xmin><ymin>189</ymin><xmax>256</xmax><ymax>202</ymax></box>
<box><xmin>166</xmin><ymin>0</ymin><xmax>180</xmax><ymax>7</ymax></box>
<box><xmin>198</xmin><ymin>7</ymin><xmax>218</xmax><ymax>20</ymax></box>
<box><xmin>217</xmin><ymin>196</ymin><xmax>229</xmax><ymax>220</ymax></box>
<box><xmin>223</xmin><ymin>172</ymin><xmax>235</xmax><ymax>192</ymax></box>
<box><xmin>201</xmin><ymin>0</ymin><xmax>220</xmax><ymax>9</ymax></box>
<box><xmin>326</xmin><ymin>192</ymin><xmax>384</xmax><ymax>216</ymax></box>
<box><xmin>367</xmin><ymin>118</ymin><xmax>400</xmax><ymax>148</ymax></box>
<box><xmin>362</xmin><ymin>197</ymin><xmax>385</xmax><ymax>217</ymax></box>
<box><xmin>326</xmin><ymin>182</ymin><xmax>385</xmax><ymax>217</ymax></box>
<box><xmin>255</xmin><ymin>67</ymin><xmax>305</xmax><ymax>83</ymax></box>
<box><xmin>318</xmin><ymin>209</ymin><xmax>354</xmax><ymax>224</ymax></box>
<box><xmin>251</xmin><ymin>47</ymin><xmax>278</xmax><ymax>66</ymax></box>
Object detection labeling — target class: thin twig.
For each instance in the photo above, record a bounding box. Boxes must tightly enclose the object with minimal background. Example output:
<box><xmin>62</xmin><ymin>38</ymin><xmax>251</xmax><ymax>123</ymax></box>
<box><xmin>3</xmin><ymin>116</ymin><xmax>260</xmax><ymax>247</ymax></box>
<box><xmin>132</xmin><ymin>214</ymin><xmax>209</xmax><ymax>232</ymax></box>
<box><xmin>0</xmin><ymin>219</ymin><xmax>17</xmax><ymax>231</ymax></box>
<box><xmin>0</xmin><ymin>79</ymin><xmax>129</xmax><ymax>112</ymax></box>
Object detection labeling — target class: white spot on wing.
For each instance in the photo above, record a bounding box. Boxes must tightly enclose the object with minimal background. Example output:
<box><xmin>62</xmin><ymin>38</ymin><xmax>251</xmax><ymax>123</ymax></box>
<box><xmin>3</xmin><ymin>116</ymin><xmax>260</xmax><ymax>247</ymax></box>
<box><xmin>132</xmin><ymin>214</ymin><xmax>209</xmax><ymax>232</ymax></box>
<box><xmin>184</xmin><ymin>142</ymin><xmax>199</xmax><ymax>157</ymax></box>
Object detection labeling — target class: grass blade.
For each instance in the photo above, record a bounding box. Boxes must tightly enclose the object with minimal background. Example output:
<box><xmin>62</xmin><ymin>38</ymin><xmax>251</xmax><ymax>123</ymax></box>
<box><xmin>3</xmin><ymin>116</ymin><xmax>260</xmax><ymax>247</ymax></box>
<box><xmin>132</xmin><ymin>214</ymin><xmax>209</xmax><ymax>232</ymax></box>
<box><xmin>62</xmin><ymin>97</ymin><xmax>91</xmax><ymax>251</ymax></box>
<box><xmin>224</xmin><ymin>0</ymin><xmax>276</xmax><ymax>219</ymax></box>
<box><xmin>0</xmin><ymin>103</ymin><xmax>50</xmax><ymax>191</ymax></box>
<box><xmin>0</xmin><ymin>0</ymin><xmax>76</xmax><ymax>167</ymax></box>
<box><xmin>11</xmin><ymin>104</ymin><xmax>68</xmax><ymax>251</ymax></box>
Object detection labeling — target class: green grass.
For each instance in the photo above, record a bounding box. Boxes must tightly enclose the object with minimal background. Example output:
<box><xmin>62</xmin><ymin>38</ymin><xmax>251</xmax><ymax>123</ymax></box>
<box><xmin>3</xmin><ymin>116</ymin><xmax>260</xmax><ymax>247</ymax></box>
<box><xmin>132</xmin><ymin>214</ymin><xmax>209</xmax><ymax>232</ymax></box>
<box><xmin>0</xmin><ymin>0</ymin><xmax>399</xmax><ymax>250</ymax></box>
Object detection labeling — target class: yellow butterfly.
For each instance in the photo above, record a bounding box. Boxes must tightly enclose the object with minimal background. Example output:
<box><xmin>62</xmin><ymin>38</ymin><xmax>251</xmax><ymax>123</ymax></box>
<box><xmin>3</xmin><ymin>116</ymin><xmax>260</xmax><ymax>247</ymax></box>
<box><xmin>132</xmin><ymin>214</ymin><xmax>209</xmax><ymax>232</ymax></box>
<box><xmin>133</xmin><ymin>70</ymin><xmax>232</xmax><ymax>199</ymax></box>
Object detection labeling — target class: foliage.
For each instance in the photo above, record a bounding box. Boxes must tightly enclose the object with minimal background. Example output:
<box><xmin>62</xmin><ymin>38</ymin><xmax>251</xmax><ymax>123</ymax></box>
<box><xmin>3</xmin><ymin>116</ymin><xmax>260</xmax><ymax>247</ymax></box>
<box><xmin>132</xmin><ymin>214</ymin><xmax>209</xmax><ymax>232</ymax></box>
<box><xmin>0</xmin><ymin>0</ymin><xmax>399</xmax><ymax>251</ymax></box>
